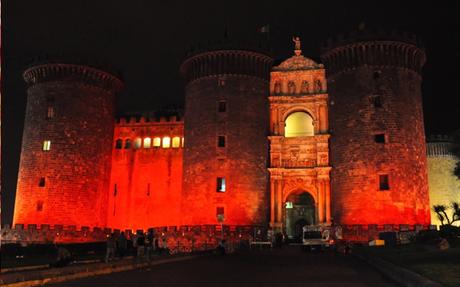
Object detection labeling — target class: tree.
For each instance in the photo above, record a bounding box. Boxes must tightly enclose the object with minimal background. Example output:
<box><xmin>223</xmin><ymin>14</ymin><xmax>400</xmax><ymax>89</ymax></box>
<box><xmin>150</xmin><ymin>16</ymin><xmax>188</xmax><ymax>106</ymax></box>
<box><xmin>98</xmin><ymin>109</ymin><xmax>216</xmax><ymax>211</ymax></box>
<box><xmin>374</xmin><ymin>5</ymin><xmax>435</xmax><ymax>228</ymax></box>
<box><xmin>433</xmin><ymin>202</ymin><xmax>460</xmax><ymax>226</ymax></box>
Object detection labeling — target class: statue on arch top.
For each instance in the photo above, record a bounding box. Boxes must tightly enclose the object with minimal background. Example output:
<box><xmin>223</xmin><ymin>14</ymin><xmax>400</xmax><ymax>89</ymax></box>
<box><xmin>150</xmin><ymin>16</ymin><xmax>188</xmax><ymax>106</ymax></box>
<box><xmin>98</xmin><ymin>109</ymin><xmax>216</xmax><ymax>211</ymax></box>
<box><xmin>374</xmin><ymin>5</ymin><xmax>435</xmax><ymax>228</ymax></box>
<box><xmin>293</xmin><ymin>36</ymin><xmax>302</xmax><ymax>56</ymax></box>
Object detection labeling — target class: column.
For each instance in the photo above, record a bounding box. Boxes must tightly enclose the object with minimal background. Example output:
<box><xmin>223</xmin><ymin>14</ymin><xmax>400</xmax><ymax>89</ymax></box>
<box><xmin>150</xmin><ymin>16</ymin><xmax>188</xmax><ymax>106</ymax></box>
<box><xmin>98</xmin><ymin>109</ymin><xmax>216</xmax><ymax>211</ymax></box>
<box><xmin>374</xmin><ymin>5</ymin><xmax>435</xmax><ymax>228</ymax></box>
<box><xmin>318</xmin><ymin>180</ymin><xmax>324</xmax><ymax>223</ymax></box>
<box><xmin>270</xmin><ymin>178</ymin><xmax>275</xmax><ymax>226</ymax></box>
<box><xmin>276</xmin><ymin>180</ymin><xmax>283</xmax><ymax>225</ymax></box>
<box><xmin>325</xmin><ymin>179</ymin><xmax>331</xmax><ymax>224</ymax></box>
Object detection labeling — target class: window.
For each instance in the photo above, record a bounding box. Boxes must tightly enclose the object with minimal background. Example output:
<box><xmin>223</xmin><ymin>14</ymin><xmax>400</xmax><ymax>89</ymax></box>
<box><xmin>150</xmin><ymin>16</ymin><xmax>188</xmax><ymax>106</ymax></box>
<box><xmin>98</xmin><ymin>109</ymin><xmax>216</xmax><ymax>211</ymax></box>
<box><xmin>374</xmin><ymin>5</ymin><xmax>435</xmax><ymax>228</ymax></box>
<box><xmin>133</xmin><ymin>138</ymin><xmax>142</xmax><ymax>149</ymax></box>
<box><xmin>374</xmin><ymin>134</ymin><xmax>386</xmax><ymax>143</ymax></box>
<box><xmin>43</xmin><ymin>140</ymin><xmax>51</xmax><ymax>151</ymax></box>
<box><xmin>218</xmin><ymin>101</ymin><xmax>227</xmax><ymax>112</ymax></box>
<box><xmin>373</xmin><ymin>70</ymin><xmax>381</xmax><ymax>80</ymax></box>
<box><xmin>172</xmin><ymin>137</ymin><xmax>181</xmax><ymax>148</ymax></box>
<box><xmin>39</xmin><ymin>177</ymin><xmax>46</xmax><ymax>187</ymax></box>
<box><xmin>143</xmin><ymin>137</ymin><xmax>152</xmax><ymax>148</ymax></box>
<box><xmin>288</xmin><ymin>81</ymin><xmax>296</xmax><ymax>94</ymax></box>
<box><xmin>217</xmin><ymin>136</ymin><xmax>226</xmax><ymax>147</ymax></box>
<box><xmin>162</xmin><ymin>137</ymin><xmax>171</xmax><ymax>148</ymax></box>
<box><xmin>379</xmin><ymin>175</ymin><xmax>390</xmax><ymax>191</ymax></box>
<box><xmin>370</xmin><ymin>95</ymin><xmax>383</xmax><ymax>108</ymax></box>
<box><xmin>115</xmin><ymin>139</ymin><xmax>123</xmax><ymax>149</ymax></box>
<box><xmin>36</xmin><ymin>201</ymin><xmax>43</xmax><ymax>212</ymax></box>
<box><xmin>124</xmin><ymin>139</ymin><xmax>132</xmax><ymax>149</ymax></box>
<box><xmin>274</xmin><ymin>82</ymin><xmax>281</xmax><ymax>94</ymax></box>
<box><xmin>285</xmin><ymin>112</ymin><xmax>314</xmax><ymax>137</ymax></box>
<box><xmin>301</xmin><ymin>81</ymin><xmax>309</xmax><ymax>93</ymax></box>
<box><xmin>47</xmin><ymin>106</ymin><xmax>54</xmax><ymax>119</ymax></box>
<box><xmin>181</xmin><ymin>137</ymin><xmax>185</xmax><ymax>148</ymax></box>
<box><xmin>217</xmin><ymin>177</ymin><xmax>226</xmax><ymax>192</ymax></box>
<box><xmin>153</xmin><ymin>137</ymin><xmax>161</xmax><ymax>147</ymax></box>
<box><xmin>315</xmin><ymin>79</ymin><xmax>322</xmax><ymax>92</ymax></box>
<box><xmin>216</xmin><ymin>207</ymin><xmax>225</xmax><ymax>217</ymax></box>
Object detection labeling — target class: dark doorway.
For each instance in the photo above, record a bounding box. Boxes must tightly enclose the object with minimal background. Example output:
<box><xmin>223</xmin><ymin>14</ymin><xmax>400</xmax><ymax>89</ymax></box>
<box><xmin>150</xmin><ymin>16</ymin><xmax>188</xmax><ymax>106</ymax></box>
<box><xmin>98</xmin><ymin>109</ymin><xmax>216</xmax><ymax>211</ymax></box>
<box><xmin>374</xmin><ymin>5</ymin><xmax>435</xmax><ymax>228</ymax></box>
<box><xmin>285</xmin><ymin>191</ymin><xmax>316</xmax><ymax>241</ymax></box>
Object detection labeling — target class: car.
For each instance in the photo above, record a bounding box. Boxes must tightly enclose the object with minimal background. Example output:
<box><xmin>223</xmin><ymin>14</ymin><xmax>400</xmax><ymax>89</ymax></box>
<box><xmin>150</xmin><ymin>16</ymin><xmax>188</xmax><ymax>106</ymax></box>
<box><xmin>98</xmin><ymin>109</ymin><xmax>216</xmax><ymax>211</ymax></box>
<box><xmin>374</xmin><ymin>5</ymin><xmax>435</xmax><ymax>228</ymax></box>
<box><xmin>302</xmin><ymin>229</ymin><xmax>334</xmax><ymax>251</ymax></box>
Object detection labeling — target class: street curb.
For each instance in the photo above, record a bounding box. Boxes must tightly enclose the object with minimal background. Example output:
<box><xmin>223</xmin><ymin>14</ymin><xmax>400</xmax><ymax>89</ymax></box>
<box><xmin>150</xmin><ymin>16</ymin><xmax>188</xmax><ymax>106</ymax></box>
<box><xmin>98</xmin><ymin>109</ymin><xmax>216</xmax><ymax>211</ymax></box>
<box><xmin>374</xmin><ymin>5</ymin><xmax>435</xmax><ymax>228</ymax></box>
<box><xmin>0</xmin><ymin>255</ymin><xmax>199</xmax><ymax>287</ymax></box>
<box><xmin>354</xmin><ymin>252</ymin><xmax>444</xmax><ymax>287</ymax></box>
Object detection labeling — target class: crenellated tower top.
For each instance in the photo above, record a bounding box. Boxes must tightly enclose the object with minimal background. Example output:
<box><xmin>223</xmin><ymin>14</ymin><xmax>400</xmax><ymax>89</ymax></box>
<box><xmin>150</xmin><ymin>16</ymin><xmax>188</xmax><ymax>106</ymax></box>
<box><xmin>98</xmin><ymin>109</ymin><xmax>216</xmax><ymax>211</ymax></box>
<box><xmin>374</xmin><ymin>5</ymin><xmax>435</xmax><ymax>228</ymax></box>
<box><xmin>320</xmin><ymin>29</ymin><xmax>426</xmax><ymax>76</ymax></box>
<box><xmin>23</xmin><ymin>63</ymin><xmax>124</xmax><ymax>93</ymax></box>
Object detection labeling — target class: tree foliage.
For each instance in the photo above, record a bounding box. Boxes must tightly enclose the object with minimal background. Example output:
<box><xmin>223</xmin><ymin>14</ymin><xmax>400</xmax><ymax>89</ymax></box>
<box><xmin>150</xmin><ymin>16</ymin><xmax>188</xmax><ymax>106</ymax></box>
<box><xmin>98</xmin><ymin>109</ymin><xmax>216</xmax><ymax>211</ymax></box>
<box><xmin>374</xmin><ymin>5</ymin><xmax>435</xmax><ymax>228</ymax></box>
<box><xmin>433</xmin><ymin>202</ymin><xmax>460</xmax><ymax>226</ymax></box>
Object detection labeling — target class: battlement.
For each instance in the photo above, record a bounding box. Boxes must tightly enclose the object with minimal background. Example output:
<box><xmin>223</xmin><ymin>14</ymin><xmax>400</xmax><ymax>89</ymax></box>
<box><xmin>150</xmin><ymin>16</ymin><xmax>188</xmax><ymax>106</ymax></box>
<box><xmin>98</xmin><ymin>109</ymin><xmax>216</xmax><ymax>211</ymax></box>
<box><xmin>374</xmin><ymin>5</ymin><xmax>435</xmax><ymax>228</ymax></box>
<box><xmin>427</xmin><ymin>135</ymin><xmax>455</xmax><ymax>157</ymax></box>
<box><xmin>23</xmin><ymin>63</ymin><xmax>124</xmax><ymax>93</ymax></box>
<box><xmin>321</xmin><ymin>29</ymin><xmax>426</xmax><ymax>76</ymax></box>
<box><xmin>180</xmin><ymin>49</ymin><xmax>273</xmax><ymax>83</ymax></box>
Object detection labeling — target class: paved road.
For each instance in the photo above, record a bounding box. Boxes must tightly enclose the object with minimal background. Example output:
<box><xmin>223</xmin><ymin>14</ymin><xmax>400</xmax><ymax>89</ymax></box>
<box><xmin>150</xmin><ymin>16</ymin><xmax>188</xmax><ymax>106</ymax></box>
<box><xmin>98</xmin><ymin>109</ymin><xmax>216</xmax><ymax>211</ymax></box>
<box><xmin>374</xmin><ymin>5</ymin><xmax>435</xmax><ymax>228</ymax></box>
<box><xmin>50</xmin><ymin>246</ymin><xmax>395</xmax><ymax>287</ymax></box>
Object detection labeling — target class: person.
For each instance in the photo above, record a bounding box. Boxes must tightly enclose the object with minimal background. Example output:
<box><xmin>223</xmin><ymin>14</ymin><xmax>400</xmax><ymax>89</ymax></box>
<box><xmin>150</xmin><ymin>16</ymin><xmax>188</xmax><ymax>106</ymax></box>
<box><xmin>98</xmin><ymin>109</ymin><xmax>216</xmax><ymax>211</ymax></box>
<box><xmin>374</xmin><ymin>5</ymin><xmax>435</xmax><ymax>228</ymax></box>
<box><xmin>146</xmin><ymin>229</ymin><xmax>155</xmax><ymax>260</ymax></box>
<box><xmin>136</xmin><ymin>231</ymin><xmax>145</xmax><ymax>261</ymax></box>
<box><xmin>51</xmin><ymin>244</ymin><xmax>72</xmax><ymax>267</ymax></box>
<box><xmin>217</xmin><ymin>239</ymin><xmax>226</xmax><ymax>255</ymax></box>
<box><xmin>117</xmin><ymin>232</ymin><xmax>127</xmax><ymax>258</ymax></box>
<box><xmin>275</xmin><ymin>232</ymin><xmax>283</xmax><ymax>249</ymax></box>
<box><xmin>105</xmin><ymin>233</ymin><xmax>116</xmax><ymax>263</ymax></box>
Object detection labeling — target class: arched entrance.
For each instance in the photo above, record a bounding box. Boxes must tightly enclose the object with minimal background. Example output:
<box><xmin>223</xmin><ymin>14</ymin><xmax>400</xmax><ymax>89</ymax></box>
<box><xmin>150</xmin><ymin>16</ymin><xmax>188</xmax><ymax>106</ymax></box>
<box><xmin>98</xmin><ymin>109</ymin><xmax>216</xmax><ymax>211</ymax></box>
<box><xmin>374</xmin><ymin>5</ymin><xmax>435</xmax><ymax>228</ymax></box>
<box><xmin>285</xmin><ymin>191</ymin><xmax>316</xmax><ymax>241</ymax></box>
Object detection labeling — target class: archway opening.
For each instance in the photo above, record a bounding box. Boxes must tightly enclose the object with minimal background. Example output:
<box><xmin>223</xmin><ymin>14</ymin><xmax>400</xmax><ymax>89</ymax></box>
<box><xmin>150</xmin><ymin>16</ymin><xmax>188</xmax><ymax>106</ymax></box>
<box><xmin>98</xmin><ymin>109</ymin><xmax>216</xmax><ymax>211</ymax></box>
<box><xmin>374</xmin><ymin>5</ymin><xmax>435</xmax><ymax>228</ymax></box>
<box><xmin>285</xmin><ymin>112</ymin><xmax>314</xmax><ymax>137</ymax></box>
<box><xmin>285</xmin><ymin>191</ymin><xmax>316</xmax><ymax>241</ymax></box>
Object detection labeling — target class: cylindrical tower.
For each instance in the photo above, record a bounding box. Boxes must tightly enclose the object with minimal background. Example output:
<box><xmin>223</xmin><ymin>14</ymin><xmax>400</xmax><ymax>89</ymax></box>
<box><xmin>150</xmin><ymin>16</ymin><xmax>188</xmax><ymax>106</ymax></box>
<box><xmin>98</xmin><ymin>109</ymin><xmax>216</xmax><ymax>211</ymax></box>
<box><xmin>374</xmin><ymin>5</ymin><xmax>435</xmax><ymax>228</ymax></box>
<box><xmin>321</xmin><ymin>31</ymin><xmax>430</xmax><ymax>225</ymax></box>
<box><xmin>13</xmin><ymin>63</ymin><xmax>123</xmax><ymax>228</ymax></box>
<box><xmin>180</xmin><ymin>45</ymin><xmax>273</xmax><ymax>225</ymax></box>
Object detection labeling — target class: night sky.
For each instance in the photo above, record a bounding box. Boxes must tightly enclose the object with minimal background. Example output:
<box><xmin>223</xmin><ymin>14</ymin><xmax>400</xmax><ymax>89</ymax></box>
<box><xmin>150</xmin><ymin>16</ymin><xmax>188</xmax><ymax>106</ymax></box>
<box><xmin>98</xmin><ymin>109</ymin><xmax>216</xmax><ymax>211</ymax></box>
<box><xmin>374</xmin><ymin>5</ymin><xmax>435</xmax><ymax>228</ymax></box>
<box><xmin>2</xmin><ymin>0</ymin><xmax>459</xmax><ymax>225</ymax></box>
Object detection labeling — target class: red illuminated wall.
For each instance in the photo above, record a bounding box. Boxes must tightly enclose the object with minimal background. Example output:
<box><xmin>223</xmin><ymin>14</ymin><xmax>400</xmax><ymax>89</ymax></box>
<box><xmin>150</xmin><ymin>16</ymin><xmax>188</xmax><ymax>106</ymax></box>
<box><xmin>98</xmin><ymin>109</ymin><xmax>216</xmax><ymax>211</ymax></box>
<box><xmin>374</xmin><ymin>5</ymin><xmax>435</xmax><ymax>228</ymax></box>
<box><xmin>13</xmin><ymin>64</ymin><xmax>123</xmax><ymax>228</ymax></box>
<box><xmin>106</xmin><ymin>116</ymin><xmax>183</xmax><ymax>231</ymax></box>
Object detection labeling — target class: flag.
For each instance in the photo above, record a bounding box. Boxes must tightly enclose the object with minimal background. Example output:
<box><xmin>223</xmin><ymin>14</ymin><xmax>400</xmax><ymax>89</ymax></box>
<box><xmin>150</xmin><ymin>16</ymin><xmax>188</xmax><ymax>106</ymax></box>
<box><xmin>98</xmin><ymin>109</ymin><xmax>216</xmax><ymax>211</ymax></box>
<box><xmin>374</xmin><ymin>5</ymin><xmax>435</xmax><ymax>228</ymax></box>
<box><xmin>257</xmin><ymin>24</ymin><xmax>270</xmax><ymax>33</ymax></box>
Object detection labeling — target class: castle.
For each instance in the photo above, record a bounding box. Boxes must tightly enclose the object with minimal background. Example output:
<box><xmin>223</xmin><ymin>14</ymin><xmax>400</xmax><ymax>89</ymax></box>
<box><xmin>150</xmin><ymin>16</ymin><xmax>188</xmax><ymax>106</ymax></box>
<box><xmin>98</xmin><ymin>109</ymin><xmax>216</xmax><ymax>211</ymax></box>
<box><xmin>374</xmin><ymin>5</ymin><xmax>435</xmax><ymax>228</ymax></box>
<box><xmin>13</xmin><ymin>31</ymin><xmax>433</xmax><ymax>240</ymax></box>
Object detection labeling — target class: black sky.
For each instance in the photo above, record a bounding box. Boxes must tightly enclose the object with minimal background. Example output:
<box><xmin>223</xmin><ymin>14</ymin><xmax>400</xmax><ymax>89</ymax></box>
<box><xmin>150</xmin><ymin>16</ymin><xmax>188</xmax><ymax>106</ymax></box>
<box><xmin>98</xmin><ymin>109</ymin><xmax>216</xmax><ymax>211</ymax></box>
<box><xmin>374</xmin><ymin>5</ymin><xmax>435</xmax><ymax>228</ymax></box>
<box><xmin>2</xmin><ymin>0</ymin><xmax>459</xmax><ymax>225</ymax></box>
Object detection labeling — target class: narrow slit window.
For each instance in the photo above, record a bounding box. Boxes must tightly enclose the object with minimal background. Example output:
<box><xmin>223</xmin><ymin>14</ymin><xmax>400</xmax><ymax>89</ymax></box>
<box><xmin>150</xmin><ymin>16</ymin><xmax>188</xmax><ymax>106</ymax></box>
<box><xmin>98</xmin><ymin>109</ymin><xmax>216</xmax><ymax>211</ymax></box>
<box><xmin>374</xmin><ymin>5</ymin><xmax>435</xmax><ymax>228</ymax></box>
<box><xmin>36</xmin><ymin>201</ymin><xmax>44</xmax><ymax>212</ymax></box>
<box><xmin>39</xmin><ymin>177</ymin><xmax>46</xmax><ymax>187</ymax></box>
<box><xmin>181</xmin><ymin>137</ymin><xmax>185</xmax><ymax>148</ymax></box>
<box><xmin>43</xmin><ymin>140</ymin><xmax>51</xmax><ymax>151</ymax></box>
<box><xmin>379</xmin><ymin>175</ymin><xmax>390</xmax><ymax>191</ymax></box>
<box><xmin>371</xmin><ymin>95</ymin><xmax>383</xmax><ymax>108</ymax></box>
<box><xmin>216</xmin><ymin>207</ymin><xmax>225</xmax><ymax>217</ymax></box>
<box><xmin>374</xmin><ymin>134</ymin><xmax>386</xmax><ymax>143</ymax></box>
<box><xmin>218</xmin><ymin>136</ymin><xmax>226</xmax><ymax>147</ymax></box>
<box><xmin>217</xmin><ymin>177</ymin><xmax>226</xmax><ymax>192</ymax></box>
<box><xmin>47</xmin><ymin>106</ymin><xmax>54</xmax><ymax>119</ymax></box>
<box><xmin>218</xmin><ymin>101</ymin><xmax>227</xmax><ymax>112</ymax></box>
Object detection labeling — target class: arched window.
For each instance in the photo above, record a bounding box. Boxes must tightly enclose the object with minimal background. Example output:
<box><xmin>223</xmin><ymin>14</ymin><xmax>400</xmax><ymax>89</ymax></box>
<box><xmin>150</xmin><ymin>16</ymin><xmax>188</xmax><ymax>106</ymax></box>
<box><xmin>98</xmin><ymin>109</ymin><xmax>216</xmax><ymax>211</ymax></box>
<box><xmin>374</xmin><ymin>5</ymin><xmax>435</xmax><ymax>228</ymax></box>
<box><xmin>115</xmin><ymin>139</ymin><xmax>123</xmax><ymax>149</ymax></box>
<box><xmin>172</xmin><ymin>137</ymin><xmax>181</xmax><ymax>148</ymax></box>
<box><xmin>153</xmin><ymin>137</ymin><xmax>161</xmax><ymax>147</ymax></box>
<box><xmin>274</xmin><ymin>82</ymin><xmax>281</xmax><ymax>94</ymax></box>
<box><xmin>162</xmin><ymin>137</ymin><xmax>171</xmax><ymax>148</ymax></box>
<box><xmin>288</xmin><ymin>81</ymin><xmax>296</xmax><ymax>94</ymax></box>
<box><xmin>315</xmin><ymin>79</ymin><xmax>322</xmax><ymax>92</ymax></box>
<box><xmin>124</xmin><ymin>139</ymin><xmax>132</xmax><ymax>149</ymax></box>
<box><xmin>143</xmin><ymin>137</ymin><xmax>152</xmax><ymax>148</ymax></box>
<box><xmin>133</xmin><ymin>138</ymin><xmax>142</xmax><ymax>149</ymax></box>
<box><xmin>285</xmin><ymin>112</ymin><xmax>314</xmax><ymax>137</ymax></box>
<box><xmin>301</xmin><ymin>81</ymin><xmax>309</xmax><ymax>93</ymax></box>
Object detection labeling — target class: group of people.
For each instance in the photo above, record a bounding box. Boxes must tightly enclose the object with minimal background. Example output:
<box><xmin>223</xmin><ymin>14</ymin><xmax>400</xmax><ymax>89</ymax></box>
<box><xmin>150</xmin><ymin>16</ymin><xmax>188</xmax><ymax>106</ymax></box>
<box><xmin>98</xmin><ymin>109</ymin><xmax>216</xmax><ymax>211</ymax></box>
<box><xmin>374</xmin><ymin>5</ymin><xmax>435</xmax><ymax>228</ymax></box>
<box><xmin>105</xmin><ymin>230</ymin><xmax>169</xmax><ymax>263</ymax></box>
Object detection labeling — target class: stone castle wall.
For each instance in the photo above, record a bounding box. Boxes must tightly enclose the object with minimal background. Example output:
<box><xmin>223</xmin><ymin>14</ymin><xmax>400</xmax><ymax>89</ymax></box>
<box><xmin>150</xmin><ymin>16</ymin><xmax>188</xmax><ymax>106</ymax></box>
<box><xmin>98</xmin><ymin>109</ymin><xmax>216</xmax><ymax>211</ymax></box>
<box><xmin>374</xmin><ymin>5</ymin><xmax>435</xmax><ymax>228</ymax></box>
<box><xmin>321</xmin><ymin>36</ymin><xmax>430</xmax><ymax>225</ymax></box>
<box><xmin>180</xmin><ymin>50</ymin><xmax>273</xmax><ymax>225</ymax></box>
<box><xmin>14</xmin><ymin>64</ymin><xmax>123</xmax><ymax>229</ymax></box>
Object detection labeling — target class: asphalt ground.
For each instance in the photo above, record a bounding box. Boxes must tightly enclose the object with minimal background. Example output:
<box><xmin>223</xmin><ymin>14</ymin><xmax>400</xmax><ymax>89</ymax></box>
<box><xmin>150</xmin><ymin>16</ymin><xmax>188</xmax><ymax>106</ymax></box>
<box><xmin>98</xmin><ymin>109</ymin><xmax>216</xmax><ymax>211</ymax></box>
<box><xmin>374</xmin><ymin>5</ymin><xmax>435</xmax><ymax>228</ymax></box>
<box><xmin>49</xmin><ymin>245</ymin><xmax>396</xmax><ymax>287</ymax></box>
